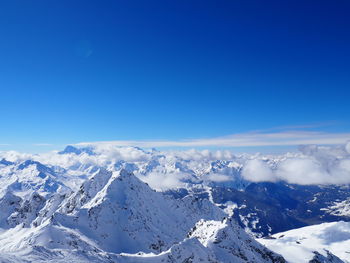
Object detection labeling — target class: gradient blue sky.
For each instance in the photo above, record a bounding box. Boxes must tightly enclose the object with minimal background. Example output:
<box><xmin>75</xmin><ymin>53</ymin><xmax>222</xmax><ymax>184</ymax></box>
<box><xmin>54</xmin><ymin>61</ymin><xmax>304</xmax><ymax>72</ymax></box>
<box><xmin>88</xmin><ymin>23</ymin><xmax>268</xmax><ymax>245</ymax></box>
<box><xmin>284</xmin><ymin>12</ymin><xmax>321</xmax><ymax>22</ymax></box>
<box><xmin>0</xmin><ymin>0</ymin><xmax>350</xmax><ymax>152</ymax></box>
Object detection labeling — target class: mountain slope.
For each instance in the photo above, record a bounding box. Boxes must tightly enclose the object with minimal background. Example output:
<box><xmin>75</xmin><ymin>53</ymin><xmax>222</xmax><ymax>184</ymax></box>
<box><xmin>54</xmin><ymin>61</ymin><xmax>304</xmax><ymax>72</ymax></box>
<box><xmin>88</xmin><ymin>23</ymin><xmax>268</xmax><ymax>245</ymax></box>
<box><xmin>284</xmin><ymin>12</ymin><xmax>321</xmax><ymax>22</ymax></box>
<box><xmin>53</xmin><ymin>170</ymin><xmax>224</xmax><ymax>254</ymax></box>
<box><xmin>258</xmin><ymin>221</ymin><xmax>350</xmax><ymax>263</ymax></box>
<box><xmin>188</xmin><ymin>218</ymin><xmax>286</xmax><ymax>263</ymax></box>
<box><xmin>0</xmin><ymin>169</ymin><xmax>285</xmax><ymax>262</ymax></box>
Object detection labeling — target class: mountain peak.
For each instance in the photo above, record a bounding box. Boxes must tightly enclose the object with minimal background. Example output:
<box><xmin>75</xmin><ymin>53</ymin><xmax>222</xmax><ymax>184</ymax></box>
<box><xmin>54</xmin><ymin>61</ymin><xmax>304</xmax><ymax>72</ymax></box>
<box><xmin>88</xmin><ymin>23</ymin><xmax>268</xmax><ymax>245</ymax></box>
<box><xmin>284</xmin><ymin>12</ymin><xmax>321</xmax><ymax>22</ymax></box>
<box><xmin>58</xmin><ymin>145</ymin><xmax>95</xmax><ymax>155</ymax></box>
<box><xmin>118</xmin><ymin>168</ymin><xmax>135</xmax><ymax>180</ymax></box>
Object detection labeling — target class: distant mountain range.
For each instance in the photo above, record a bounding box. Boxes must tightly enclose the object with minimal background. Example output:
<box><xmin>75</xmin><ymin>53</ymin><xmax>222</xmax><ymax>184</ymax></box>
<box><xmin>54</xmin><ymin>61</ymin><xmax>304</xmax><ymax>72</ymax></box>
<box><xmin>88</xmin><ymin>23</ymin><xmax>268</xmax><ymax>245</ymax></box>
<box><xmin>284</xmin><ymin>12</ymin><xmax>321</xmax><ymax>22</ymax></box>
<box><xmin>0</xmin><ymin>144</ymin><xmax>349</xmax><ymax>262</ymax></box>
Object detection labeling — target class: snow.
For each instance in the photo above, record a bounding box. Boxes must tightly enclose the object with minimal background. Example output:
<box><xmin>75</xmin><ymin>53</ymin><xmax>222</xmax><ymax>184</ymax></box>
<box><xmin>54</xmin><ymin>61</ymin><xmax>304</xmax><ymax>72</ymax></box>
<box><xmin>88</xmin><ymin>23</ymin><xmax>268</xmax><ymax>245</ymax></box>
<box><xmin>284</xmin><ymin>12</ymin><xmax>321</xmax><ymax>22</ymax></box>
<box><xmin>0</xmin><ymin>164</ymin><xmax>285</xmax><ymax>262</ymax></box>
<box><xmin>189</xmin><ymin>218</ymin><xmax>286</xmax><ymax>263</ymax></box>
<box><xmin>322</xmin><ymin>198</ymin><xmax>350</xmax><ymax>217</ymax></box>
<box><xmin>0</xmin><ymin>143</ymin><xmax>350</xmax><ymax>262</ymax></box>
<box><xmin>258</xmin><ymin>221</ymin><xmax>350</xmax><ymax>263</ymax></box>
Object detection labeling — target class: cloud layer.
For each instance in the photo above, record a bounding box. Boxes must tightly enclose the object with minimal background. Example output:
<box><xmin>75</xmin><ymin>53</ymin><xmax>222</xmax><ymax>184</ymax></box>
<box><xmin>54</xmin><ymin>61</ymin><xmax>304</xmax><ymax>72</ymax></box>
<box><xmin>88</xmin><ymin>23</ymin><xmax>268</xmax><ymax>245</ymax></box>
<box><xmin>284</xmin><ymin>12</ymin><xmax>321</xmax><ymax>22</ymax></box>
<box><xmin>242</xmin><ymin>143</ymin><xmax>350</xmax><ymax>185</ymax></box>
<box><xmin>77</xmin><ymin>130</ymin><xmax>350</xmax><ymax>148</ymax></box>
<box><xmin>1</xmin><ymin>141</ymin><xmax>350</xmax><ymax>188</ymax></box>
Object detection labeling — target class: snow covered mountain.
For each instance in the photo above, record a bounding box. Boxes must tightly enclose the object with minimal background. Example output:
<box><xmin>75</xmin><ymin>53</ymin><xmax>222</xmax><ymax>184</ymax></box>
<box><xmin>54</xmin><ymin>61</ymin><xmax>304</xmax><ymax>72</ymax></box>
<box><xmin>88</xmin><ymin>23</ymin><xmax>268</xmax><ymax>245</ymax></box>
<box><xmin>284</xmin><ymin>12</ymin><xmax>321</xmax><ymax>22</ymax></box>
<box><xmin>0</xmin><ymin>159</ymin><xmax>69</xmax><ymax>199</ymax></box>
<box><xmin>0</xmin><ymin>143</ymin><xmax>349</xmax><ymax>262</ymax></box>
<box><xmin>258</xmin><ymin>221</ymin><xmax>350</xmax><ymax>263</ymax></box>
<box><xmin>0</xmin><ymin>167</ymin><xmax>286</xmax><ymax>262</ymax></box>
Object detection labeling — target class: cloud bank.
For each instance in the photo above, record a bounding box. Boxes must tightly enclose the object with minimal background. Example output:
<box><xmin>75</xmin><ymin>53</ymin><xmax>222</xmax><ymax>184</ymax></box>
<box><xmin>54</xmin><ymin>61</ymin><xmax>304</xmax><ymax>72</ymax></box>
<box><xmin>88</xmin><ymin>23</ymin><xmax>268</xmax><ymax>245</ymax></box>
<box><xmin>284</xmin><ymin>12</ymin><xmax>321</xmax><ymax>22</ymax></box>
<box><xmin>242</xmin><ymin>143</ymin><xmax>350</xmax><ymax>185</ymax></box>
<box><xmin>1</xmin><ymin>140</ymin><xmax>350</xmax><ymax>188</ymax></box>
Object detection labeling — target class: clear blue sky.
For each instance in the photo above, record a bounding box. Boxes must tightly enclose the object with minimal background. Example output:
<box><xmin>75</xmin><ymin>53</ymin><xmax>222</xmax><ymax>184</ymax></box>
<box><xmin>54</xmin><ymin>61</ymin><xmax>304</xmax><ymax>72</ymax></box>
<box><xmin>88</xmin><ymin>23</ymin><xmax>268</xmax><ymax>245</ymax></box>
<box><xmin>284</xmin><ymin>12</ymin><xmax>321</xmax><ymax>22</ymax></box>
<box><xmin>0</xmin><ymin>0</ymin><xmax>349</xmax><ymax>151</ymax></box>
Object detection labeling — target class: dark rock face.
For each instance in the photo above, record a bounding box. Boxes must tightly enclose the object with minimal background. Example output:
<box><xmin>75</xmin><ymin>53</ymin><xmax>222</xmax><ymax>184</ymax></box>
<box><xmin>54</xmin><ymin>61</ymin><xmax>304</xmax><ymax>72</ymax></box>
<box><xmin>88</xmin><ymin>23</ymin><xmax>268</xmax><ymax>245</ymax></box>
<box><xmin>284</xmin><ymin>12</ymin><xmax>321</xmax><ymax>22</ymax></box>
<box><xmin>309</xmin><ymin>250</ymin><xmax>344</xmax><ymax>263</ymax></box>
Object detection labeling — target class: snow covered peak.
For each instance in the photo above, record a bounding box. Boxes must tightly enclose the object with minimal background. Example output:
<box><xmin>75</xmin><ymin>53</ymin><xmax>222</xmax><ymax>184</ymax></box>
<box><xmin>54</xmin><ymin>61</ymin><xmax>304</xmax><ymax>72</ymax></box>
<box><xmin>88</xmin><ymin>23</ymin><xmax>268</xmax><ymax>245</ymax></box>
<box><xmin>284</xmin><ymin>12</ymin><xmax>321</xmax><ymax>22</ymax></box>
<box><xmin>0</xmin><ymin>159</ymin><xmax>69</xmax><ymax>199</ymax></box>
<box><xmin>58</xmin><ymin>145</ymin><xmax>95</xmax><ymax>155</ymax></box>
<box><xmin>189</xmin><ymin>218</ymin><xmax>286</xmax><ymax>263</ymax></box>
<box><xmin>53</xmin><ymin>169</ymin><xmax>226</xmax><ymax>254</ymax></box>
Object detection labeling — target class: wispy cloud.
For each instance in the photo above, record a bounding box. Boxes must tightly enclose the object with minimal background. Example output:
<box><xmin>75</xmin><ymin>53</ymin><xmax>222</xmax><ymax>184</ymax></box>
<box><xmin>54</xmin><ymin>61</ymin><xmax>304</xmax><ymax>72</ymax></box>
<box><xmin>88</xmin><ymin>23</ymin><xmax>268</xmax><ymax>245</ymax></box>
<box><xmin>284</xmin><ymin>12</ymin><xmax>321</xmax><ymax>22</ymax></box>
<box><xmin>254</xmin><ymin>121</ymin><xmax>340</xmax><ymax>132</ymax></box>
<box><xmin>77</xmin><ymin>130</ymin><xmax>350</xmax><ymax>148</ymax></box>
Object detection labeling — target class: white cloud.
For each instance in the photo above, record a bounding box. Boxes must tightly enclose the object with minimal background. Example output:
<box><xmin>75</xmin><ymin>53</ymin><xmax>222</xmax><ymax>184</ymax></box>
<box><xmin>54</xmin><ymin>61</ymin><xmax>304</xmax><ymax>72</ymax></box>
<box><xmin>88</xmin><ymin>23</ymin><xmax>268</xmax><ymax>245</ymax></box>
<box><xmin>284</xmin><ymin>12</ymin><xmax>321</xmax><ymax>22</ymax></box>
<box><xmin>242</xmin><ymin>143</ymin><xmax>350</xmax><ymax>185</ymax></box>
<box><xmin>169</xmin><ymin>149</ymin><xmax>234</xmax><ymax>161</ymax></box>
<box><xmin>277</xmin><ymin>158</ymin><xmax>330</xmax><ymax>185</ymax></box>
<box><xmin>77</xmin><ymin>130</ymin><xmax>350</xmax><ymax>148</ymax></box>
<box><xmin>242</xmin><ymin>159</ymin><xmax>277</xmax><ymax>182</ymax></box>
<box><xmin>2</xmin><ymin>138</ymin><xmax>350</xmax><ymax>187</ymax></box>
<box><xmin>205</xmin><ymin>173</ymin><xmax>232</xmax><ymax>182</ymax></box>
<box><xmin>346</xmin><ymin>141</ymin><xmax>350</xmax><ymax>154</ymax></box>
<box><xmin>0</xmin><ymin>151</ymin><xmax>32</xmax><ymax>162</ymax></box>
<box><xmin>140</xmin><ymin>172</ymin><xmax>186</xmax><ymax>191</ymax></box>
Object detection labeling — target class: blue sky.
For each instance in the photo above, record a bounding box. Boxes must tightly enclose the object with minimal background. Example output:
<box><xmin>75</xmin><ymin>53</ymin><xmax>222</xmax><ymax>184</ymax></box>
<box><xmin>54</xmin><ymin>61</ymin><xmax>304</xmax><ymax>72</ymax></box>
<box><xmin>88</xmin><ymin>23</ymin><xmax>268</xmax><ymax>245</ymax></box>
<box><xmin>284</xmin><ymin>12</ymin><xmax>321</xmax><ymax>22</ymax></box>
<box><xmin>0</xmin><ymin>0</ymin><xmax>350</xmax><ymax>152</ymax></box>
